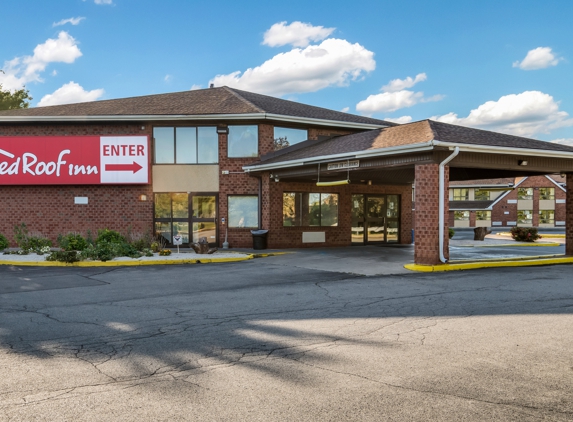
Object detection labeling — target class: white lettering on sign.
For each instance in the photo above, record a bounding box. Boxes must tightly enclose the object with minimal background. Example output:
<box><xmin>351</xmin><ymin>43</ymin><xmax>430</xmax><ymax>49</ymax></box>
<box><xmin>100</xmin><ymin>136</ymin><xmax>148</xmax><ymax>184</ymax></box>
<box><xmin>327</xmin><ymin>160</ymin><xmax>359</xmax><ymax>171</ymax></box>
<box><xmin>5</xmin><ymin>150</ymin><xmax>74</xmax><ymax>177</ymax></box>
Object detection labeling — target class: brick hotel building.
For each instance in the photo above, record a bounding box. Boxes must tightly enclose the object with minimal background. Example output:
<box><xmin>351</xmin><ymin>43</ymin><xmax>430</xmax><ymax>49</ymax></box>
<box><xmin>1</xmin><ymin>87</ymin><xmax>573</xmax><ymax>265</ymax></box>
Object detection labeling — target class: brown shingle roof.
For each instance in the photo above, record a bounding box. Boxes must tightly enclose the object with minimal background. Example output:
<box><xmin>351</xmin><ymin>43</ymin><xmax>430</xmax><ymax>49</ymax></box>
<box><xmin>256</xmin><ymin>119</ymin><xmax>573</xmax><ymax>165</ymax></box>
<box><xmin>0</xmin><ymin>86</ymin><xmax>394</xmax><ymax>126</ymax></box>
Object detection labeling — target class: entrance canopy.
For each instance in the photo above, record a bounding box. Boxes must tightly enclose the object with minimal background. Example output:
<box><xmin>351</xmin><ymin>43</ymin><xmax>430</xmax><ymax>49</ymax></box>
<box><xmin>244</xmin><ymin>120</ymin><xmax>573</xmax><ymax>183</ymax></box>
<box><xmin>244</xmin><ymin>120</ymin><xmax>573</xmax><ymax>265</ymax></box>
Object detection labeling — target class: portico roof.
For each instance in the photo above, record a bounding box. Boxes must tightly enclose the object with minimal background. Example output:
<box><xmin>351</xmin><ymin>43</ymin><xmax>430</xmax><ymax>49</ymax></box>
<box><xmin>245</xmin><ymin>120</ymin><xmax>573</xmax><ymax>184</ymax></box>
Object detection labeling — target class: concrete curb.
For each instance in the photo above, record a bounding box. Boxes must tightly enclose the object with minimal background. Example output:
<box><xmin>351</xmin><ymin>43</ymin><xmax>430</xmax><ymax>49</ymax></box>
<box><xmin>458</xmin><ymin>242</ymin><xmax>561</xmax><ymax>248</ymax></box>
<box><xmin>0</xmin><ymin>255</ymin><xmax>255</xmax><ymax>267</ymax></box>
<box><xmin>497</xmin><ymin>232</ymin><xmax>566</xmax><ymax>239</ymax></box>
<box><xmin>405</xmin><ymin>256</ymin><xmax>573</xmax><ymax>272</ymax></box>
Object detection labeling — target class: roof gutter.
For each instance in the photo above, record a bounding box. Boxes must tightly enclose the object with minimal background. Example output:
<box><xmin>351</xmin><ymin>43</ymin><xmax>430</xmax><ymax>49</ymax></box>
<box><xmin>243</xmin><ymin>141</ymin><xmax>435</xmax><ymax>172</ymax></box>
<box><xmin>0</xmin><ymin>112</ymin><xmax>389</xmax><ymax>130</ymax></box>
<box><xmin>432</xmin><ymin>140</ymin><xmax>573</xmax><ymax>159</ymax></box>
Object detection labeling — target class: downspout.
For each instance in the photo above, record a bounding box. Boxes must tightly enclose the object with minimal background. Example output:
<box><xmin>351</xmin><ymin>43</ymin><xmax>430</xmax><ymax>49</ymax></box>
<box><xmin>256</xmin><ymin>175</ymin><xmax>263</xmax><ymax>229</ymax></box>
<box><xmin>439</xmin><ymin>147</ymin><xmax>460</xmax><ymax>263</ymax></box>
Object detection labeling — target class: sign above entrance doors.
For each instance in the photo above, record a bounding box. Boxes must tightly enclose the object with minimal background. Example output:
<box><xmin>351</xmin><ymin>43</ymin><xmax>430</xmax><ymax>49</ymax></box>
<box><xmin>327</xmin><ymin>160</ymin><xmax>359</xmax><ymax>171</ymax></box>
<box><xmin>0</xmin><ymin>136</ymin><xmax>149</xmax><ymax>185</ymax></box>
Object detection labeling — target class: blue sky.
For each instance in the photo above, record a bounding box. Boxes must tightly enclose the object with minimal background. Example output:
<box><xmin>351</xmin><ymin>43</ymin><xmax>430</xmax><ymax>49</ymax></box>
<box><xmin>1</xmin><ymin>0</ymin><xmax>572</xmax><ymax>144</ymax></box>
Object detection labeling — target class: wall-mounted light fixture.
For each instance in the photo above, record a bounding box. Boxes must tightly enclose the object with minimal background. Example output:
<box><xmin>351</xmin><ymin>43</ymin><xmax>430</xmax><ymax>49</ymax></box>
<box><xmin>561</xmin><ymin>172</ymin><xmax>567</xmax><ymax>178</ymax></box>
<box><xmin>216</xmin><ymin>126</ymin><xmax>229</xmax><ymax>135</ymax></box>
<box><xmin>139</xmin><ymin>194</ymin><xmax>147</xmax><ymax>201</ymax></box>
<box><xmin>367</xmin><ymin>180</ymin><xmax>372</xmax><ymax>185</ymax></box>
<box><xmin>141</xmin><ymin>126</ymin><xmax>145</xmax><ymax>130</ymax></box>
<box><xmin>518</xmin><ymin>160</ymin><xmax>528</xmax><ymax>166</ymax></box>
<box><xmin>274</xmin><ymin>177</ymin><xmax>280</xmax><ymax>182</ymax></box>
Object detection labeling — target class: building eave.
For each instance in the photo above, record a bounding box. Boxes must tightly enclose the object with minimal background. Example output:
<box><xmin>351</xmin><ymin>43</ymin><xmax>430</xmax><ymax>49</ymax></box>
<box><xmin>0</xmin><ymin>112</ymin><xmax>389</xmax><ymax>129</ymax></box>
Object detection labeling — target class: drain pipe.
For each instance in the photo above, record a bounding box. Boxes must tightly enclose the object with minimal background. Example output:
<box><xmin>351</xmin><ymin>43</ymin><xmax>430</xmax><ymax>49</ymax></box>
<box><xmin>439</xmin><ymin>147</ymin><xmax>459</xmax><ymax>263</ymax></box>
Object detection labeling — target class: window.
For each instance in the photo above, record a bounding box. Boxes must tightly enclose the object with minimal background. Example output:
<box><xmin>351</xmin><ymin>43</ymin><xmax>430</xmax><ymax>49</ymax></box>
<box><xmin>517</xmin><ymin>210</ymin><xmax>533</xmax><ymax>225</ymax></box>
<box><xmin>273</xmin><ymin>127</ymin><xmax>308</xmax><ymax>150</ymax></box>
<box><xmin>153</xmin><ymin>126</ymin><xmax>218</xmax><ymax>164</ymax></box>
<box><xmin>154</xmin><ymin>193</ymin><xmax>189</xmax><ymax>244</ymax></box>
<box><xmin>228</xmin><ymin>196</ymin><xmax>258</xmax><ymax>228</ymax></box>
<box><xmin>453</xmin><ymin>189</ymin><xmax>469</xmax><ymax>201</ymax></box>
<box><xmin>283</xmin><ymin>192</ymin><xmax>339</xmax><ymax>227</ymax></box>
<box><xmin>454</xmin><ymin>211</ymin><xmax>470</xmax><ymax>221</ymax></box>
<box><xmin>518</xmin><ymin>188</ymin><xmax>533</xmax><ymax>200</ymax></box>
<box><xmin>474</xmin><ymin>189</ymin><xmax>490</xmax><ymax>200</ymax></box>
<box><xmin>539</xmin><ymin>210</ymin><xmax>555</xmax><ymax>224</ymax></box>
<box><xmin>228</xmin><ymin>125</ymin><xmax>258</xmax><ymax>157</ymax></box>
<box><xmin>539</xmin><ymin>188</ymin><xmax>555</xmax><ymax>200</ymax></box>
<box><xmin>476</xmin><ymin>211</ymin><xmax>491</xmax><ymax>220</ymax></box>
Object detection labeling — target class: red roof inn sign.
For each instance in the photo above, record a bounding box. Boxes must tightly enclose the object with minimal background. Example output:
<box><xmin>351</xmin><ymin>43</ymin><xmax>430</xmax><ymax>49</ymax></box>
<box><xmin>0</xmin><ymin>136</ymin><xmax>149</xmax><ymax>185</ymax></box>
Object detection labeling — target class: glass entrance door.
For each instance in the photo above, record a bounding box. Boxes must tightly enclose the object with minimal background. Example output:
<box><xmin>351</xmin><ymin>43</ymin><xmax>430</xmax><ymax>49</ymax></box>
<box><xmin>351</xmin><ymin>194</ymin><xmax>400</xmax><ymax>244</ymax></box>
<box><xmin>154</xmin><ymin>193</ymin><xmax>218</xmax><ymax>247</ymax></box>
<box><xmin>191</xmin><ymin>195</ymin><xmax>217</xmax><ymax>246</ymax></box>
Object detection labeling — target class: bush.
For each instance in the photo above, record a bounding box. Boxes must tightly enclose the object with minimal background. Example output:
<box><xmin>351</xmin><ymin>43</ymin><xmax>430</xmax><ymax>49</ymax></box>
<box><xmin>510</xmin><ymin>227</ymin><xmax>541</xmax><ymax>242</ymax></box>
<box><xmin>58</xmin><ymin>233</ymin><xmax>88</xmax><ymax>251</ymax></box>
<box><xmin>96</xmin><ymin>229</ymin><xmax>126</xmax><ymax>245</ymax></box>
<box><xmin>0</xmin><ymin>234</ymin><xmax>8</xmax><ymax>251</ymax></box>
<box><xmin>46</xmin><ymin>251</ymin><xmax>81</xmax><ymax>263</ymax></box>
<box><xmin>13</xmin><ymin>223</ymin><xmax>52</xmax><ymax>253</ymax></box>
<box><xmin>448</xmin><ymin>228</ymin><xmax>455</xmax><ymax>239</ymax></box>
<box><xmin>159</xmin><ymin>249</ymin><xmax>172</xmax><ymax>256</ymax></box>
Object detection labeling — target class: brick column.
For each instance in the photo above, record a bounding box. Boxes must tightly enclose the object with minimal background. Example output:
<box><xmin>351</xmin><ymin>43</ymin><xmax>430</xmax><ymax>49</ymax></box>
<box><xmin>414</xmin><ymin>163</ymin><xmax>449</xmax><ymax>265</ymax></box>
<box><xmin>566</xmin><ymin>174</ymin><xmax>573</xmax><ymax>256</ymax></box>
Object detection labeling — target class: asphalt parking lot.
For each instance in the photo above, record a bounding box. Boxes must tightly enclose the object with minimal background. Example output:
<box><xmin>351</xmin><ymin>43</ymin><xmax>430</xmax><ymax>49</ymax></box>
<box><xmin>1</xmin><ymin>257</ymin><xmax>573</xmax><ymax>421</ymax></box>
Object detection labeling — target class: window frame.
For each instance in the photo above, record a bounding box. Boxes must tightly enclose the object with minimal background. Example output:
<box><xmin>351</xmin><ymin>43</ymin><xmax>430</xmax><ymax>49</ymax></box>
<box><xmin>228</xmin><ymin>195</ymin><xmax>259</xmax><ymax>229</ymax></box>
<box><xmin>454</xmin><ymin>210</ymin><xmax>470</xmax><ymax>221</ymax></box>
<box><xmin>517</xmin><ymin>210</ymin><xmax>533</xmax><ymax>224</ymax></box>
<box><xmin>517</xmin><ymin>187</ymin><xmax>534</xmax><ymax>200</ymax></box>
<box><xmin>283</xmin><ymin>192</ymin><xmax>339</xmax><ymax>227</ymax></box>
<box><xmin>273</xmin><ymin>126</ymin><xmax>308</xmax><ymax>151</ymax></box>
<box><xmin>539</xmin><ymin>210</ymin><xmax>555</xmax><ymax>224</ymax></box>
<box><xmin>474</xmin><ymin>189</ymin><xmax>490</xmax><ymax>201</ymax></box>
<box><xmin>539</xmin><ymin>187</ymin><xmax>555</xmax><ymax>200</ymax></box>
<box><xmin>153</xmin><ymin>126</ymin><xmax>218</xmax><ymax>165</ymax></box>
<box><xmin>453</xmin><ymin>188</ymin><xmax>469</xmax><ymax>201</ymax></box>
<box><xmin>227</xmin><ymin>125</ymin><xmax>259</xmax><ymax>158</ymax></box>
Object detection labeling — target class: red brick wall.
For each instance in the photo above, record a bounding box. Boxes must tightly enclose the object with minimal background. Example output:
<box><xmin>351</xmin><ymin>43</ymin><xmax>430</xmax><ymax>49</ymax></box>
<box><xmin>259</xmin><ymin>180</ymin><xmax>412</xmax><ymax>249</ymax></box>
<box><xmin>218</xmin><ymin>124</ymin><xmax>274</xmax><ymax>247</ymax></box>
<box><xmin>566</xmin><ymin>174</ymin><xmax>573</xmax><ymax>256</ymax></box>
<box><xmin>0</xmin><ymin>123</ymin><xmax>153</xmax><ymax>246</ymax></box>
<box><xmin>491</xmin><ymin>175</ymin><xmax>566</xmax><ymax>227</ymax></box>
<box><xmin>414</xmin><ymin>163</ymin><xmax>449</xmax><ymax>265</ymax></box>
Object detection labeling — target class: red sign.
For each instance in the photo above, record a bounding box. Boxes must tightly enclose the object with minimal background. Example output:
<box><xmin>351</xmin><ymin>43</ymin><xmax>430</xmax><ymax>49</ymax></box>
<box><xmin>0</xmin><ymin>136</ymin><xmax>149</xmax><ymax>185</ymax></box>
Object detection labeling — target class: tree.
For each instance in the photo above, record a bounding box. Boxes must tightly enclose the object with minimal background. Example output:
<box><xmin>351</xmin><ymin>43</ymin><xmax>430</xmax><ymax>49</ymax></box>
<box><xmin>0</xmin><ymin>70</ymin><xmax>32</xmax><ymax>110</ymax></box>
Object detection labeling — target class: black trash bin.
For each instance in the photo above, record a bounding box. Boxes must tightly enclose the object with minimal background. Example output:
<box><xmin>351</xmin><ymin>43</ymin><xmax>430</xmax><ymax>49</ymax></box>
<box><xmin>251</xmin><ymin>230</ymin><xmax>269</xmax><ymax>250</ymax></box>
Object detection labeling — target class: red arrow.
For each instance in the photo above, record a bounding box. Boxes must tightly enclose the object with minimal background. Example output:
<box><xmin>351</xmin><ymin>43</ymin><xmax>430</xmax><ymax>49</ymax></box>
<box><xmin>105</xmin><ymin>162</ymin><xmax>143</xmax><ymax>174</ymax></box>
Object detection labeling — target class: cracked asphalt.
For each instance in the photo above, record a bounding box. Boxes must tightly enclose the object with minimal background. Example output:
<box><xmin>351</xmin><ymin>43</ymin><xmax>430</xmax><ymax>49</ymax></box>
<box><xmin>1</xmin><ymin>257</ymin><xmax>573</xmax><ymax>421</ymax></box>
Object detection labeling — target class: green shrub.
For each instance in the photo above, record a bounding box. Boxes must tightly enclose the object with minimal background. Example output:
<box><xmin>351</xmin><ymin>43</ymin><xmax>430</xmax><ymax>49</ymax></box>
<box><xmin>13</xmin><ymin>223</ymin><xmax>52</xmax><ymax>253</ymax></box>
<box><xmin>58</xmin><ymin>233</ymin><xmax>88</xmax><ymax>251</ymax></box>
<box><xmin>46</xmin><ymin>251</ymin><xmax>81</xmax><ymax>263</ymax></box>
<box><xmin>510</xmin><ymin>227</ymin><xmax>541</xmax><ymax>242</ymax></box>
<box><xmin>96</xmin><ymin>229</ymin><xmax>126</xmax><ymax>245</ymax></box>
<box><xmin>0</xmin><ymin>234</ymin><xmax>8</xmax><ymax>251</ymax></box>
<box><xmin>448</xmin><ymin>228</ymin><xmax>455</xmax><ymax>239</ymax></box>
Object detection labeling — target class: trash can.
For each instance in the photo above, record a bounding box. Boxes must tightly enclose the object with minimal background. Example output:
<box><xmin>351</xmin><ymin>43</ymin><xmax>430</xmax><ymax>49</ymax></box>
<box><xmin>251</xmin><ymin>230</ymin><xmax>269</xmax><ymax>250</ymax></box>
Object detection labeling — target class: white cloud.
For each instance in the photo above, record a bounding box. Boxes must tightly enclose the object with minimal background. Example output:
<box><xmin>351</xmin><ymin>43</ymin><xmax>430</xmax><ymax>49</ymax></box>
<box><xmin>190</xmin><ymin>84</ymin><xmax>202</xmax><ymax>90</ymax></box>
<box><xmin>356</xmin><ymin>73</ymin><xmax>442</xmax><ymax>114</ymax></box>
<box><xmin>341</xmin><ymin>107</ymin><xmax>350</xmax><ymax>113</ymax></box>
<box><xmin>0</xmin><ymin>31</ymin><xmax>82</xmax><ymax>90</ymax></box>
<box><xmin>263</xmin><ymin>21</ymin><xmax>335</xmax><ymax>48</ymax></box>
<box><xmin>382</xmin><ymin>73</ymin><xmax>426</xmax><ymax>92</ymax></box>
<box><xmin>384</xmin><ymin>116</ymin><xmax>413</xmax><ymax>124</ymax></box>
<box><xmin>37</xmin><ymin>81</ymin><xmax>104</xmax><ymax>107</ymax></box>
<box><xmin>431</xmin><ymin>91</ymin><xmax>573</xmax><ymax>137</ymax></box>
<box><xmin>513</xmin><ymin>47</ymin><xmax>562</xmax><ymax>70</ymax></box>
<box><xmin>53</xmin><ymin>17</ymin><xmax>85</xmax><ymax>27</ymax></box>
<box><xmin>550</xmin><ymin>138</ymin><xmax>573</xmax><ymax>146</ymax></box>
<box><xmin>210</xmin><ymin>38</ymin><xmax>375</xmax><ymax>96</ymax></box>
<box><xmin>164</xmin><ymin>74</ymin><xmax>172</xmax><ymax>83</ymax></box>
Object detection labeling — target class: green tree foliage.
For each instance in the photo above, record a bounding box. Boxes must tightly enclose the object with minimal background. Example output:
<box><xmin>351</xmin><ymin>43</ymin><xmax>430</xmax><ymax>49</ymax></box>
<box><xmin>0</xmin><ymin>70</ymin><xmax>32</xmax><ymax>110</ymax></box>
